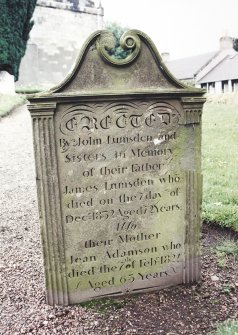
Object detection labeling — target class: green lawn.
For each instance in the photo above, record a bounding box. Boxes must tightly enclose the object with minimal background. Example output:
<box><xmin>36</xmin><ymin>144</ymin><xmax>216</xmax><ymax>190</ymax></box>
<box><xmin>202</xmin><ymin>103</ymin><xmax>238</xmax><ymax>232</ymax></box>
<box><xmin>0</xmin><ymin>94</ymin><xmax>26</xmax><ymax>117</ymax></box>
<box><xmin>207</xmin><ymin>319</ymin><xmax>238</xmax><ymax>335</ymax></box>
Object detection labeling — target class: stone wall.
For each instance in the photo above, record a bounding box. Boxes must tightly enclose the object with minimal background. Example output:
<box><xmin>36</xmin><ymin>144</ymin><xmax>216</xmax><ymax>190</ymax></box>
<box><xmin>17</xmin><ymin>1</ymin><xmax>104</xmax><ymax>89</ymax></box>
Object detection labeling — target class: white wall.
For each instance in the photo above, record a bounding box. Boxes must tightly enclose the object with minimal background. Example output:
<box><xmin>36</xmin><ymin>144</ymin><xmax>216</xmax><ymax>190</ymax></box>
<box><xmin>0</xmin><ymin>72</ymin><xmax>15</xmax><ymax>95</ymax></box>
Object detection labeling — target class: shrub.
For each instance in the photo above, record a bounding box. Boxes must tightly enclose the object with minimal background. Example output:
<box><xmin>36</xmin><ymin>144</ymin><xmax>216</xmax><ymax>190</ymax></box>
<box><xmin>0</xmin><ymin>0</ymin><xmax>37</xmax><ymax>81</ymax></box>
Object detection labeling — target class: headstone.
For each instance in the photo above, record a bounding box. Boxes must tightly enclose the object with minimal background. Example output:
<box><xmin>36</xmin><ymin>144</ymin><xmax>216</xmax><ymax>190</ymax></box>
<box><xmin>28</xmin><ymin>30</ymin><xmax>206</xmax><ymax>305</ymax></box>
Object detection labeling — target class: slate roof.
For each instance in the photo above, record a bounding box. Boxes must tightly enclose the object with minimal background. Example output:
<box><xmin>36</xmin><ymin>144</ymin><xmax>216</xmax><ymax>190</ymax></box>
<box><xmin>198</xmin><ymin>53</ymin><xmax>238</xmax><ymax>83</ymax></box>
<box><xmin>166</xmin><ymin>51</ymin><xmax>217</xmax><ymax>80</ymax></box>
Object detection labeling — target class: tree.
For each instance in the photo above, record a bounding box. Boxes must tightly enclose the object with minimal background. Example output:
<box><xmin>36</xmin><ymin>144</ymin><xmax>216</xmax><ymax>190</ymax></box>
<box><xmin>105</xmin><ymin>22</ymin><xmax>131</xmax><ymax>59</ymax></box>
<box><xmin>233</xmin><ymin>38</ymin><xmax>238</xmax><ymax>52</ymax></box>
<box><xmin>0</xmin><ymin>0</ymin><xmax>37</xmax><ymax>81</ymax></box>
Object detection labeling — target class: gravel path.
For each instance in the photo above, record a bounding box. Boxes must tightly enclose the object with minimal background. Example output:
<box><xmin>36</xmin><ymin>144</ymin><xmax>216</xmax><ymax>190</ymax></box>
<box><xmin>0</xmin><ymin>106</ymin><xmax>237</xmax><ymax>335</ymax></box>
<box><xmin>0</xmin><ymin>106</ymin><xmax>99</xmax><ymax>335</ymax></box>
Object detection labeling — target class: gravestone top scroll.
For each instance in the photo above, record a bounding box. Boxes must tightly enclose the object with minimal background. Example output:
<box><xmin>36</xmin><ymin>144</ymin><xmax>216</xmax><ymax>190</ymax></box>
<box><xmin>28</xmin><ymin>30</ymin><xmax>206</xmax><ymax>305</ymax></box>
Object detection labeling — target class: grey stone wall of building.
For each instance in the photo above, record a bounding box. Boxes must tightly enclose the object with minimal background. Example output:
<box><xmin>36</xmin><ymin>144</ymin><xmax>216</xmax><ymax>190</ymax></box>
<box><xmin>17</xmin><ymin>1</ymin><xmax>104</xmax><ymax>89</ymax></box>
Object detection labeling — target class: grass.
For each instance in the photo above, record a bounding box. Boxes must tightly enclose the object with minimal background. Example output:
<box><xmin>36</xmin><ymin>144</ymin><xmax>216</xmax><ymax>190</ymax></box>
<box><xmin>208</xmin><ymin>319</ymin><xmax>238</xmax><ymax>335</ymax></box>
<box><xmin>202</xmin><ymin>103</ymin><xmax>238</xmax><ymax>232</ymax></box>
<box><xmin>15</xmin><ymin>87</ymin><xmax>45</xmax><ymax>94</ymax></box>
<box><xmin>215</xmin><ymin>239</ymin><xmax>238</xmax><ymax>256</ymax></box>
<box><xmin>214</xmin><ymin>239</ymin><xmax>238</xmax><ymax>268</ymax></box>
<box><xmin>0</xmin><ymin>93</ymin><xmax>27</xmax><ymax>117</ymax></box>
<box><xmin>80</xmin><ymin>297</ymin><xmax>128</xmax><ymax>312</ymax></box>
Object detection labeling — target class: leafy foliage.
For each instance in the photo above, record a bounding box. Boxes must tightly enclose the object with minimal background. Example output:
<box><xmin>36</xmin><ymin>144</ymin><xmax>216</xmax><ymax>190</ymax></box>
<box><xmin>105</xmin><ymin>22</ymin><xmax>131</xmax><ymax>59</ymax></box>
<box><xmin>0</xmin><ymin>0</ymin><xmax>37</xmax><ymax>81</ymax></box>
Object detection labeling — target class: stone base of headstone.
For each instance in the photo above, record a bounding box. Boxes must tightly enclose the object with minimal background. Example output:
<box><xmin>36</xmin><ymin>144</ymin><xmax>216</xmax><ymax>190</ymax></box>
<box><xmin>0</xmin><ymin>71</ymin><xmax>15</xmax><ymax>95</ymax></box>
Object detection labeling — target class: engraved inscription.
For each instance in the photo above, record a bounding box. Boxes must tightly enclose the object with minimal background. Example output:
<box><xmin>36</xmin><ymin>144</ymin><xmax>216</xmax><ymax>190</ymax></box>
<box><xmin>60</xmin><ymin>102</ymin><xmax>180</xmax><ymax>135</ymax></box>
<box><xmin>56</xmin><ymin>99</ymin><xmax>185</xmax><ymax>298</ymax></box>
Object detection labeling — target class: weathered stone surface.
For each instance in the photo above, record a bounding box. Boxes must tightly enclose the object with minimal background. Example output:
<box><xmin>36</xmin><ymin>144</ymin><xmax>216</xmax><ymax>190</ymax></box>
<box><xmin>28</xmin><ymin>30</ymin><xmax>205</xmax><ymax>305</ymax></box>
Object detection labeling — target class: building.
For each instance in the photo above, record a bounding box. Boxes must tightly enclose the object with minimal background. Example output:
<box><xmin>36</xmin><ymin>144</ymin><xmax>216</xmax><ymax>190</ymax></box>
<box><xmin>17</xmin><ymin>0</ymin><xmax>104</xmax><ymax>88</ymax></box>
<box><xmin>166</xmin><ymin>36</ymin><xmax>238</xmax><ymax>93</ymax></box>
